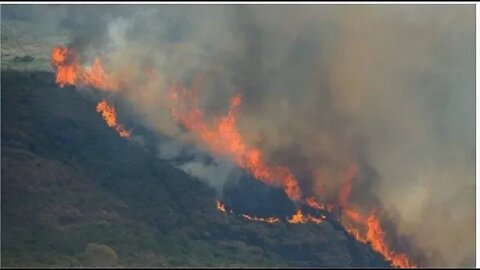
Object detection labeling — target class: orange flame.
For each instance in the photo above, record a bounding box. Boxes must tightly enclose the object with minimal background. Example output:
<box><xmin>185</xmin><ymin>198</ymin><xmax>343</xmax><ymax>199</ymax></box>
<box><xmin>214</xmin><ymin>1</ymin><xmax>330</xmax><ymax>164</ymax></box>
<box><xmin>366</xmin><ymin>211</ymin><xmax>416</xmax><ymax>268</ymax></box>
<box><xmin>287</xmin><ymin>209</ymin><xmax>307</xmax><ymax>224</ymax></box>
<box><xmin>343</xmin><ymin>208</ymin><xmax>416</xmax><ymax>268</ymax></box>
<box><xmin>305</xmin><ymin>197</ymin><xmax>326</xmax><ymax>210</ymax></box>
<box><xmin>216</xmin><ymin>200</ymin><xmax>226</xmax><ymax>213</ymax></box>
<box><xmin>96</xmin><ymin>99</ymin><xmax>131</xmax><ymax>139</ymax></box>
<box><xmin>346</xmin><ymin>224</ymin><xmax>367</xmax><ymax>244</ymax></box>
<box><xmin>344</xmin><ymin>207</ymin><xmax>364</xmax><ymax>224</ymax></box>
<box><xmin>51</xmin><ymin>44</ymin><xmax>416</xmax><ymax>268</ymax></box>
<box><xmin>171</xmin><ymin>87</ymin><xmax>302</xmax><ymax>201</ymax></box>
<box><xmin>336</xmin><ymin>163</ymin><xmax>416</xmax><ymax>268</ymax></box>
<box><xmin>51</xmin><ymin>46</ymin><xmax>118</xmax><ymax>91</ymax></box>
<box><xmin>287</xmin><ymin>209</ymin><xmax>325</xmax><ymax>224</ymax></box>
<box><xmin>241</xmin><ymin>214</ymin><xmax>279</xmax><ymax>224</ymax></box>
<box><xmin>215</xmin><ymin>201</ymin><xmax>324</xmax><ymax>225</ymax></box>
<box><xmin>51</xmin><ymin>46</ymin><xmax>77</xmax><ymax>87</ymax></box>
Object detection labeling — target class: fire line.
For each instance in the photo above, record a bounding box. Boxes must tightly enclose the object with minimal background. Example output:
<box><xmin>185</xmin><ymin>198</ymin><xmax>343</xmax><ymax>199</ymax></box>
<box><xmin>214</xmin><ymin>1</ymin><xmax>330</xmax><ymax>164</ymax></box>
<box><xmin>51</xmin><ymin>44</ymin><xmax>417</xmax><ymax>268</ymax></box>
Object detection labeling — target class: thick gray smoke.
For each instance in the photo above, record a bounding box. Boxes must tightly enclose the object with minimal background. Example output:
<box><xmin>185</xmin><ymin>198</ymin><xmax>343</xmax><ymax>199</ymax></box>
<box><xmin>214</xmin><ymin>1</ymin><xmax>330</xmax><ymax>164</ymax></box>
<box><xmin>3</xmin><ymin>4</ymin><xmax>475</xmax><ymax>267</ymax></box>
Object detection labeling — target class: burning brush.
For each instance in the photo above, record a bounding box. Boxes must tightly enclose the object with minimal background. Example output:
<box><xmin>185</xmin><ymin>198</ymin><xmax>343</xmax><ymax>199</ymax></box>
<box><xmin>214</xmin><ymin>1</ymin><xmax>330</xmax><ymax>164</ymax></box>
<box><xmin>50</xmin><ymin>44</ymin><xmax>417</xmax><ymax>269</ymax></box>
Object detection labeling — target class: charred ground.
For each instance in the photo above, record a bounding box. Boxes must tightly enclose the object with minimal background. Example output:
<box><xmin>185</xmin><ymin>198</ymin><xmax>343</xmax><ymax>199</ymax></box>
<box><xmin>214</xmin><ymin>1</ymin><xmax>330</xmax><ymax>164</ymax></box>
<box><xmin>2</xmin><ymin>70</ymin><xmax>391</xmax><ymax>267</ymax></box>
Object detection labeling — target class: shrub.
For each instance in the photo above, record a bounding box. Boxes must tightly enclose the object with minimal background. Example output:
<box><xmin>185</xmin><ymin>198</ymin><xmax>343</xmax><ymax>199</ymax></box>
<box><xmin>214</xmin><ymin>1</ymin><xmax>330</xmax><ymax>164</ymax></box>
<box><xmin>14</xmin><ymin>55</ymin><xmax>35</xmax><ymax>63</ymax></box>
<box><xmin>82</xmin><ymin>243</ymin><xmax>119</xmax><ymax>267</ymax></box>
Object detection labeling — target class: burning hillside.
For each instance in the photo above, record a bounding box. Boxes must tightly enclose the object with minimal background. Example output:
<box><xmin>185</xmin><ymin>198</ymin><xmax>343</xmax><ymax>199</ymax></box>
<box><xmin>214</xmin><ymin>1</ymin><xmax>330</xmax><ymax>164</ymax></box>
<box><xmin>2</xmin><ymin>70</ymin><xmax>395</xmax><ymax>268</ymax></box>
<box><xmin>2</xmin><ymin>5</ymin><xmax>473</xmax><ymax>268</ymax></box>
<box><xmin>170</xmin><ymin>86</ymin><xmax>302</xmax><ymax>202</ymax></box>
<box><xmin>96</xmin><ymin>99</ymin><xmax>131</xmax><ymax>139</ymax></box>
<box><xmin>51</xmin><ymin>47</ymin><xmax>130</xmax><ymax>139</ymax></box>
<box><xmin>216</xmin><ymin>200</ymin><xmax>325</xmax><ymax>225</ymax></box>
<box><xmin>48</xmin><ymin>45</ymin><xmax>418</xmax><ymax>269</ymax></box>
<box><xmin>51</xmin><ymin>46</ymin><xmax>118</xmax><ymax>90</ymax></box>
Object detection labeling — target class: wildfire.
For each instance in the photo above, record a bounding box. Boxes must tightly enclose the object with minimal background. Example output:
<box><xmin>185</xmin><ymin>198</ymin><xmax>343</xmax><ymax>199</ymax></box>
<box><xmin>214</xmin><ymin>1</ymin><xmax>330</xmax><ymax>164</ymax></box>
<box><xmin>96</xmin><ymin>99</ymin><xmax>131</xmax><ymax>139</ymax></box>
<box><xmin>216</xmin><ymin>200</ymin><xmax>226</xmax><ymax>213</ymax></box>
<box><xmin>51</xmin><ymin>46</ymin><xmax>77</xmax><ymax>87</ymax></box>
<box><xmin>215</xmin><ymin>201</ymin><xmax>324</xmax><ymax>225</ymax></box>
<box><xmin>287</xmin><ymin>209</ymin><xmax>325</xmax><ymax>224</ymax></box>
<box><xmin>51</xmin><ymin>46</ymin><xmax>118</xmax><ymax>91</ymax></box>
<box><xmin>366</xmin><ymin>212</ymin><xmax>415</xmax><ymax>268</ymax></box>
<box><xmin>305</xmin><ymin>197</ymin><xmax>326</xmax><ymax>210</ymax></box>
<box><xmin>346</xmin><ymin>225</ymin><xmax>366</xmax><ymax>244</ymax></box>
<box><xmin>173</xmin><ymin>85</ymin><xmax>415</xmax><ymax>267</ymax></box>
<box><xmin>50</xmin><ymin>44</ymin><xmax>417</xmax><ymax>268</ymax></box>
<box><xmin>170</xmin><ymin>87</ymin><xmax>302</xmax><ymax>202</ymax></box>
<box><xmin>241</xmin><ymin>214</ymin><xmax>280</xmax><ymax>224</ymax></box>
<box><xmin>216</xmin><ymin>200</ymin><xmax>279</xmax><ymax>223</ymax></box>
<box><xmin>342</xmin><ymin>208</ymin><xmax>416</xmax><ymax>268</ymax></box>
<box><xmin>51</xmin><ymin>46</ymin><xmax>129</xmax><ymax>139</ymax></box>
<box><xmin>335</xmin><ymin>164</ymin><xmax>416</xmax><ymax>268</ymax></box>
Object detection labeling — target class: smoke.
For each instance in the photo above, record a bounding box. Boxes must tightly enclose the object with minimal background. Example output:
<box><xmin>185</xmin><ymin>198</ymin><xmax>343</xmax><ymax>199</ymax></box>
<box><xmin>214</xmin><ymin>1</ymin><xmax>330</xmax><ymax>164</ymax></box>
<box><xmin>4</xmin><ymin>4</ymin><xmax>474</xmax><ymax>267</ymax></box>
<box><xmin>157</xmin><ymin>136</ymin><xmax>241</xmax><ymax>193</ymax></box>
<box><xmin>325</xmin><ymin>6</ymin><xmax>475</xmax><ymax>267</ymax></box>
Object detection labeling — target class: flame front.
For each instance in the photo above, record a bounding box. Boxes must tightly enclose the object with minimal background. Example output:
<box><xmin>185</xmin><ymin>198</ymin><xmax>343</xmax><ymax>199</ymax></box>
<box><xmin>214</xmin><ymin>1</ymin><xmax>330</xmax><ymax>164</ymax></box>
<box><xmin>50</xmin><ymin>44</ymin><xmax>417</xmax><ymax>268</ymax></box>
<box><xmin>51</xmin><ymin>46</ymin><xmax>118</xmax><ymax>91</ymax></box>
<box><xmin>305</xmin><ymin>197</ymin><xmax>326</xmax><ymax>210</ymax></box>
<box><xmin>343</xmin><ymin>208</ymin><xmax>416</xmax><ymax>268</ymax></box>
<box><xmin>172</xmin><ymin>85</ymin><xmax>414</xmax><ymax>268</ymax></box>
<box><xmin>171</xmin><ymin>87</ymin><xmax>302</xmax><ymax>202</ymax></box>
<box><xmin>287</xmin><ymin>209</ymin><xmax>325</xmax><ymax>224</ymax></box>
<box><xmin>51</xmin><ymin>46</ymin><xmax>128</xmax><ymax>139</ymax></box>
<box><xmin>96</xmin><ymin>99</ymin><xmax>131</xmax><ymax>139</ymax></box>
<box><xmin>337</xmin><ymin>166</ymin><xmax>416</xmax><ymax>268</ymax></box>
<box><xmin>216</xmin><ymin>201</ymin><xmax>324</xmax><ymax>225</ymax></box>
<box><xmin>241</xmin><ymin>214</ymin><xmax>280</xmax><ymax>224</ymax></box>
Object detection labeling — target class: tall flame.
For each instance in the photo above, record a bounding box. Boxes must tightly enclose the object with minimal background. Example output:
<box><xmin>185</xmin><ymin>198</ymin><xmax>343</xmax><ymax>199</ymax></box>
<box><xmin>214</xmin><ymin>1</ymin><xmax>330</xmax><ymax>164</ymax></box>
<box><xmin>51</xmin><ymin>46</ymin><xmax>77</xmax><ymax>87</ymax></box>
<box><xmin>336</xmin><ymin>164</ymin><xmax>416</xmax><ymax>268</ymax></box>
<box><xmin>172</xmin><ymin>85</ymin><xmax>415</xmax><ymax>268</ymax></box>
<box><xmin>96</xmin><ymin>99</ymin><xmax>131</xmax><ymax>139</ymax></box>
<box><xmin>216</xmin><ymin>201</ymin><xmax>324</xmax><ymax>225</ymax></box>
<box><xmin>343</xmin><ymin>208</ymin><xmax>416</xmax><ymax>268</ymax></box>
<box><xmin>171</xmin><ymin>87</ymin><xmax>302</xmax><ymax>201</ymax></box>
<box><xmin>51</xmin><ymin>46</ymin><xmax>118</xmax><ymax>91</ymax></box>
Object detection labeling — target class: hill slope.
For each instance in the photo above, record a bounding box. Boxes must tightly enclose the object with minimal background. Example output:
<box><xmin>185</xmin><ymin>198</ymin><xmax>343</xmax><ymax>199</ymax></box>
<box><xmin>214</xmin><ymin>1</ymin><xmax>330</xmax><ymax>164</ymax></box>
<box><xmin>1</xmin><ymin>70</ymin><xmax>390</xmax><ymax>267</ymax></box>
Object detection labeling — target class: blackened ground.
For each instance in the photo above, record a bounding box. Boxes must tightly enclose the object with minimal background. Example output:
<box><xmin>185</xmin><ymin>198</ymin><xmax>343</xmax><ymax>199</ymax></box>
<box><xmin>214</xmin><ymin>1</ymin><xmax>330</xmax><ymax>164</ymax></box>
<box><xmin>222</xmin><ymin>171</ymin><xmax>297</xmax><ymax>217</ymax></box>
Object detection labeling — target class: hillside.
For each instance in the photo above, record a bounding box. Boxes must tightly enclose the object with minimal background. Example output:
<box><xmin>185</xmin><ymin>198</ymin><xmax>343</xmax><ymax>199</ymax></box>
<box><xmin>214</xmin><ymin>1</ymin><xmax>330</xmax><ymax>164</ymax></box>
<box><xmin>1</xmin><ymin>70</ymin><xmax>392</xmax><ymax>267</ymax></box>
